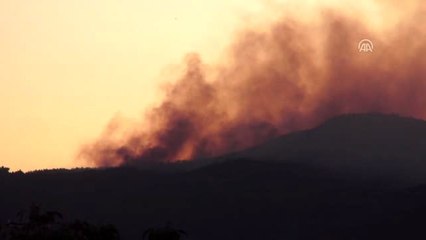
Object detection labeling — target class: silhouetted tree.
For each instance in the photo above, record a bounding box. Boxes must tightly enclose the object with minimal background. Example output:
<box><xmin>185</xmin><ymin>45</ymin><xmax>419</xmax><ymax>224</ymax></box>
<box><xmin>143</xmin><ymin>223</ymin><xmax>187</xmax><ymax>240</ymax></box>
<box><xmin>0</xmin><ymin>167</ymin><xmax>9</xmax><ymax>176</ymax></box>
<box><xmin>0</xmin><ymin>205</ymin><xmax>120</xmax><ymax>240</ymax></box>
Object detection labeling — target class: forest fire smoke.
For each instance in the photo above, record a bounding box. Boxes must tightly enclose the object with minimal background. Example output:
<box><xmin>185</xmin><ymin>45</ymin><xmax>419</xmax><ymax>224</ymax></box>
<box><xmin>81</xmin><ymin>1</ymin><xmax>426</xmax><ymax>166</ymax></box>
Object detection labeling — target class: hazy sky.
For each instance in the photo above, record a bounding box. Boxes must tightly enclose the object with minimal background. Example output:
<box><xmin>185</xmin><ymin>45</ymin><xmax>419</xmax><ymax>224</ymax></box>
<box><xmin>0</xmin><ymin>0</ymin><xmax>418</xmax><ymax>171</ymax></box>
<box><xmin>0</xmin><ymin>0</ymin><xmax>277</xmax><ymax>171</ymax></box>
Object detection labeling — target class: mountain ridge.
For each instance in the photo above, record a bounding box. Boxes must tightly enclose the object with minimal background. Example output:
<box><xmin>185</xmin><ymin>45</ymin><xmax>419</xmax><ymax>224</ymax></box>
<box><xmin>224</xmin><ymin>113</ymin><xmax>426</xmax><ymax>183</ymax></box>
<box><xmin>2</xmin><ymin>113</ymin><xmax>426</xmax><ymax>239</ymax></box>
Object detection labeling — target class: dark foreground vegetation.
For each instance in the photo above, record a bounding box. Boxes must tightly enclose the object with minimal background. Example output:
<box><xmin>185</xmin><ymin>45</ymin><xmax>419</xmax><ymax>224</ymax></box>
<box><xmin>0</xmin><ymin>204</ymin><xmax>119</xmax><ymax>240</ymax></box>
<box><xmin>0</xmin><ymin>204</ymin><xmax>188</xmax><ymax>240</ymax></box>
<box><xmin>2</xmin><ymin>114</ymin><xmax>426</xmax><ymax>240</ymax></box>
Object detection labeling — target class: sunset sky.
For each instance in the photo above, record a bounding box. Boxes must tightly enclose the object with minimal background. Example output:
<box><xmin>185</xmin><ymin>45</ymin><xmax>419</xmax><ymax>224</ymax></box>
<box><xmin>0</xmin><ymin>0</ymin><xmax>421</xmax><ymax>171</ymax></box>
<box><xmin>0</xmin><ymin>0</ymin><xmax>273</xmax><ymax>171</ymax></box>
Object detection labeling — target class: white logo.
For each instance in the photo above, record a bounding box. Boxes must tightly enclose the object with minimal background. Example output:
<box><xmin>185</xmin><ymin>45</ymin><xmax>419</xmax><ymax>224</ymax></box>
<box><xmin>358</xmin><ymin>39</ymin><xmax>374</xmax><ymax>53</ymax></box>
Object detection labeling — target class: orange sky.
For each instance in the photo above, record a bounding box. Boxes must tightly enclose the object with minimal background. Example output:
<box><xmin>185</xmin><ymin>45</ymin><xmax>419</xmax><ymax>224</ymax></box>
<box><xmin>0</xmin><ymin>0</ymin><xmax>418</xmax><ymax>171</ymax></box>
<box><xmin>0</xmin><ymin>0</ymin><xmax>274</xmax><ymax>171</ymax></box>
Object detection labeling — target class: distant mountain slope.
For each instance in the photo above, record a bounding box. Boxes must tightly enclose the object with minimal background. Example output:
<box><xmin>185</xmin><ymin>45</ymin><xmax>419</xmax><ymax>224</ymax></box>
<box><xmin>0</xmin><ymin>159</ymin><xmax>399</xmax><ymax>240</ymax></box>
<box><xmin>2</xmin><ymin>114</ymin><xmax>426</xmax><ymax>240</ymax></box>
<box><xmin>229</xmin><ymin>113</ymin><xmax>426</xmax><ymax>182</ymax></box>
<box><xmin>2</xmin><ymin>159</ymin><xmax>426</xmax><ymax>240</ymax></box>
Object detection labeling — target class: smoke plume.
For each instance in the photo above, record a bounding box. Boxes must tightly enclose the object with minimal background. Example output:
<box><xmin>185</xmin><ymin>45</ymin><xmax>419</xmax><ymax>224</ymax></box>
<box><xmin>81</xmin><ymin>1</ymin><xmax>426</xmax><ymax>166</ymax></box>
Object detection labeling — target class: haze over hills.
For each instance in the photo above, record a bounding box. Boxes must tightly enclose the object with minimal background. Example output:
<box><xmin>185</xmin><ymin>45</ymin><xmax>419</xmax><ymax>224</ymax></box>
<box><xmin>2</xmin><ymin>113</ymin><xmax>426</xmax><ymax>239</ymax></box>
<box><xmin>228</xmin><ymin>113</ymin><xmax>426</xmax><ymax>182</ymax></box>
